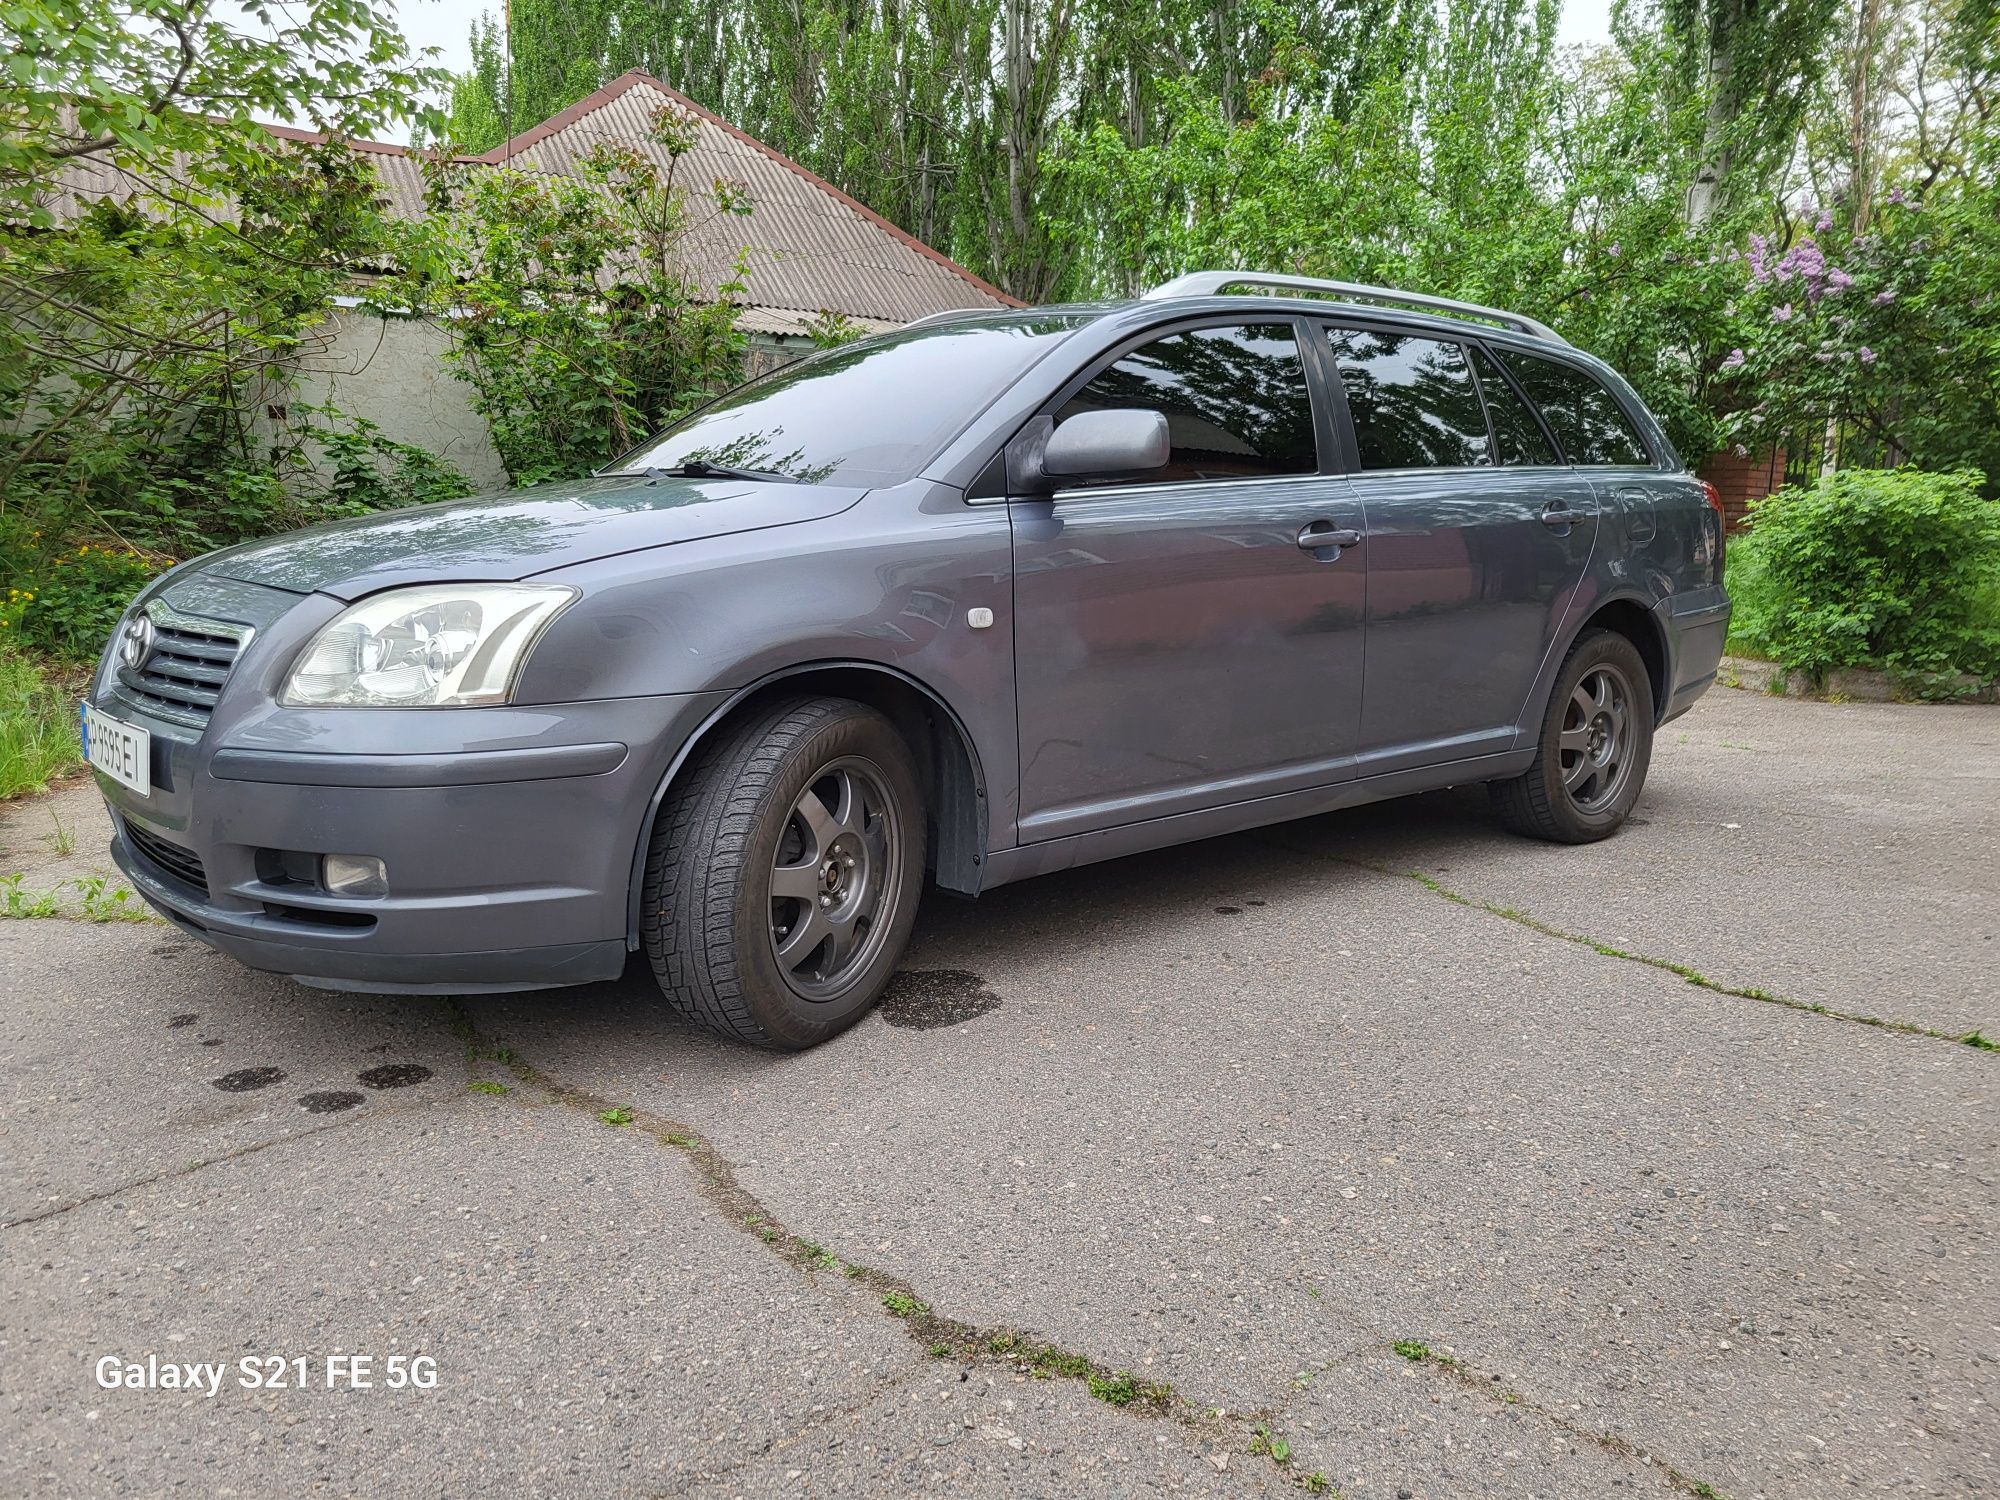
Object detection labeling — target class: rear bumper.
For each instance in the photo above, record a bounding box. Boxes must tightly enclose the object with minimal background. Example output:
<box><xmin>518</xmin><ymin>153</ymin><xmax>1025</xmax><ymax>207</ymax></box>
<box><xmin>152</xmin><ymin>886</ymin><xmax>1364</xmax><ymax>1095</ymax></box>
<box><xmin>96</xmin><ymin>692</ymin><xmax>726</xmax><ymax>993</ymax></box>
<box><xmin>1657</xmin><ymin>587</ymin><xmax>1731</xmax><ymax>722</ymax></box>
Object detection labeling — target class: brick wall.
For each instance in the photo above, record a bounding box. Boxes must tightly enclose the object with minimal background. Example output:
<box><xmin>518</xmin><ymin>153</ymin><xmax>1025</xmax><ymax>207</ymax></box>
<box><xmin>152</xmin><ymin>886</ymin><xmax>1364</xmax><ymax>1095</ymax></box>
<box><xmin>1698</xmin><ymin>447</ymin><xmax>1787</xmax><ymax>531</ymax></box>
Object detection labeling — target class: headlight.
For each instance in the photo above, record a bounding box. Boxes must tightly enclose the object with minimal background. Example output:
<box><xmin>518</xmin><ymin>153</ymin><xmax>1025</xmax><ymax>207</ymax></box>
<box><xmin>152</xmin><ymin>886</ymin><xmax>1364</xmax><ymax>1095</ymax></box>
<box><xmin>280</xmin><ymin>584</ymin><xmax>576</xmax><ymax>708</ymax></box>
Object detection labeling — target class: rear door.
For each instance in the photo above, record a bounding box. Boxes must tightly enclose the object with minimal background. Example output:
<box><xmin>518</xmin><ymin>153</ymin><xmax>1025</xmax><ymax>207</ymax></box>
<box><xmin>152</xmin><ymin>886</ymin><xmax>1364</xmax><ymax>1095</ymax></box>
<box><xmin>1490</xmin><ymin>345</ymin><xmax>1666</xmax><ymax>562</ymax></box>
<box><xmin>1009</xmin><ymin>318</ymin><xmax>1368</xmax><ymax>842</ymax></box>
<box><xmin>1315</xmin><ymin>321</ymin><xmax>1600</xmax><ymax>772</ymax></box>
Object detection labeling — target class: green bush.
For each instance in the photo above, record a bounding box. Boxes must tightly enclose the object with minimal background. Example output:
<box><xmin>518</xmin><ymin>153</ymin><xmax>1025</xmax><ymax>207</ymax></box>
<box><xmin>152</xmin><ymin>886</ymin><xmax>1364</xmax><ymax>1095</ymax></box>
<box><xmin>1</xmin><ymin>529</ymin><xmax>163</xmax><ymax>663</ymax></box>
<box><xmin>1727</xmin><ymin>468</ymin><xmax>2000</xmax><ymax>690</ymax></box>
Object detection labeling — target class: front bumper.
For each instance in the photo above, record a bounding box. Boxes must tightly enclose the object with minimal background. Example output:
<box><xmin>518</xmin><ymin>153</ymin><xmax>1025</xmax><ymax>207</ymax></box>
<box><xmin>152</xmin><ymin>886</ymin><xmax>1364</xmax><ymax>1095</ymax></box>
<box><xmin>96</xmin><ymin>687</ymin><xmax>726</xmax><ymax>993</ymax></box>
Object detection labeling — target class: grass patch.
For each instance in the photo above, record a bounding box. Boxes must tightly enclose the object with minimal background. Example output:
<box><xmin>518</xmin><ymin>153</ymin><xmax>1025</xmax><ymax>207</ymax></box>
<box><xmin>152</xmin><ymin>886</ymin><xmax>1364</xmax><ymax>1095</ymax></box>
<box><xmin>881</xmin><ymin>1290</ymin><xmax>929</xmax><ymax>1318</ymax></box>
<box><xmin>596</xmin><ymin>1106</ymin><xmax>634</xmax><ymax>1127</ymax></box>
<box><xmin>466</xmin><ymin>1080</ymin><xmax>509</xmax><ymax>1096</ymax></box>
<box><xmin>0</xmin><ymin>649</ymin><xmax>80</xmax><ymax>801</ymax></box>
<box><xmin>1391</xmin><ymin>1339</ymin><xmax>1433</xmax><ymax>1362</ymax></box>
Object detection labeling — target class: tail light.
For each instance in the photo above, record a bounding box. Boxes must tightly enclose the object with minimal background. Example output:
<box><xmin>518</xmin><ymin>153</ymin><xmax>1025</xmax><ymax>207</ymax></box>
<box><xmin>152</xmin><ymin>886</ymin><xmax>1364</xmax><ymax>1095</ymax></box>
<box><xmin>1701</xmin><ymin>480</ymin><xmax>1726</xmax><ymax>559</ymax></box>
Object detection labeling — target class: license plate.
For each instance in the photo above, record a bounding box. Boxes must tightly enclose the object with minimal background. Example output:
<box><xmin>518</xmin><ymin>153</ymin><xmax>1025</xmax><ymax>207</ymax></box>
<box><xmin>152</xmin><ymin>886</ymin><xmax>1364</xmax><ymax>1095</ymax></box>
<box><xmin>81</xmin><ymin>701</ymin><xmax>151</xmax><ymax>796</ymax></box>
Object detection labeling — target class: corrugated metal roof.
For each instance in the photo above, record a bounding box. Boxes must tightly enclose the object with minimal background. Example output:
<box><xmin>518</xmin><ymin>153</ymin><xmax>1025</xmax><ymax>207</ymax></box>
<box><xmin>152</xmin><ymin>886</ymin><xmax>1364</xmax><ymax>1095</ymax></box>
<box><xmin>473</xmin><ymin>72</ymin><xmax>1014</xmax><ymax>325</ymax></box>
<box><xmin>39</xmin><ymin>76</ymin><xmax>1013</xmax><ymax>332</ymax></box>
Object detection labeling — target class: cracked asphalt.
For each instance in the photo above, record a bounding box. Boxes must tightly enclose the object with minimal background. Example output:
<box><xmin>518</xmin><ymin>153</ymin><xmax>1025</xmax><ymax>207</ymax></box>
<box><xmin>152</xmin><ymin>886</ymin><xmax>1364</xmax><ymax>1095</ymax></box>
<box><xmin>2</xmin><ymin>687</ymin><xmax>1995</xmax><ymax>1498</ymax></box>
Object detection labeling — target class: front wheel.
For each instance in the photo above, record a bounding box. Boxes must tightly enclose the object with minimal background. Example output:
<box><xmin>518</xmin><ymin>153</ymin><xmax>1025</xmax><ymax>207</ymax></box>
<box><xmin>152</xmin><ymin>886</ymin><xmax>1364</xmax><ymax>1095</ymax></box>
<box><xmin>640</xmin><ymin>697</ymin><xmax>925</xmax><ymax>1049</ymax></box>
<box><xmin>1490</xmin><ymin>629</ymin><xmax>1654</xmax><ymax>843</ymax></box>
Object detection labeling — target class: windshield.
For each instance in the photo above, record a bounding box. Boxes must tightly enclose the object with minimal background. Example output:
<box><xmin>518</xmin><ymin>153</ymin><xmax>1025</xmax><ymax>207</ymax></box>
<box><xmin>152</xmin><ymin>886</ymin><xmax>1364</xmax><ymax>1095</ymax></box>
<box><xmin>606</xmin><ymin>313</ymin><xmax>1090</xmax><ymax>487</ymax></box>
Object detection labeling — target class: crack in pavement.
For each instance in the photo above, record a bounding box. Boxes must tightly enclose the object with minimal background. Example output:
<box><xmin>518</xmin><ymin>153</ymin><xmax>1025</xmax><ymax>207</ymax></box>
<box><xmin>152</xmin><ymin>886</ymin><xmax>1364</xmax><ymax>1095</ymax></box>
<box><xmin>0</xmin><ymin>1093</ymin><xmax>447</xmax><ymax>1231</ymax></box>
<box><xmin>1266</xmin><ymin>841</ymin><xmax>1995</xmax><ymax>1053</ymax></box>
<box><xmin>1387</xmin><ymin>1341</ymin><xmax>1731</xmax><ymax>1499</ymax></box>
<box><xmin>447</xmin><ymin>1002</ymin><xmax>1728</xmax><ymax>1498</ymax></box>
<box><xmin>648</xmin><ymin>1361</ymin><xmax>928</xmax><ymax>1497</ymax></box>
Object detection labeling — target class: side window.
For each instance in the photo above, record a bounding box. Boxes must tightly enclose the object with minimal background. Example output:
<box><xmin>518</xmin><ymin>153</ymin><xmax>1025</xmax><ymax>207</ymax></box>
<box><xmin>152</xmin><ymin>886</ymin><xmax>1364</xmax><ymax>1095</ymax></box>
<box><xmin>1056</xmin><ymin>323</ymin><xmax>1317</xmax><ymax>484</ymax></box>
<box><xmin>1497</xmin><ymin>351</ymin><xmax>1651</xmax><ymax>465</ymax></box>
<box><xmin>1470</xmin><ymin>347</ymin><xmax>1557</xmax><ymax>466</ymax></box>
<box><xmin>1326</xmin><ymin>328</ymin><xmax>1490</xmax><ymax>470</ymax></box>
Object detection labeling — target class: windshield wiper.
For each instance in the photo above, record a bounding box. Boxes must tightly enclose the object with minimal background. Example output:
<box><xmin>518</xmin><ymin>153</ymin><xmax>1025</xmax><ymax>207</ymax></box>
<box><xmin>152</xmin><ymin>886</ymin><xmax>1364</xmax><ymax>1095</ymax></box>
<box><xmin>624</xmin><ymin>460</ymin><xmax>799</xmax><ymax>484</ymax></box>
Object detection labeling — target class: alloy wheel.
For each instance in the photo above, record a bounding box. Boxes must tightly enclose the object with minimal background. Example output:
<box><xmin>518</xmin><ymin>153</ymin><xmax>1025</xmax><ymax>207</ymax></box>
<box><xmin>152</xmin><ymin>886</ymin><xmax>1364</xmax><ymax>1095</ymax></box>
<box><xmin>1558</xmin><ymin>663</ymin><xmax>1637</xmax><ymax>815</ymax></box>
<box><xmin>767</xmin><ymin>757</ymin><xmax>902</xmax><ymax>1002</ymax></box>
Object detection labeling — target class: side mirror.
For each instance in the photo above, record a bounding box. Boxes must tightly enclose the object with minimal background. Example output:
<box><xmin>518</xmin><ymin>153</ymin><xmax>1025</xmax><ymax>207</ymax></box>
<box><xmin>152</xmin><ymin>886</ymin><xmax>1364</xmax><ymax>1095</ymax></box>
<box><xmin>1043</xmin><ymin>409</ymin><xmax>1171</xmax><ymax>479</ymax></box>
<box><xmin>1006</xmin><ymin>410</ymin><xmax>1170</xmax><ymax>493</ymax></box>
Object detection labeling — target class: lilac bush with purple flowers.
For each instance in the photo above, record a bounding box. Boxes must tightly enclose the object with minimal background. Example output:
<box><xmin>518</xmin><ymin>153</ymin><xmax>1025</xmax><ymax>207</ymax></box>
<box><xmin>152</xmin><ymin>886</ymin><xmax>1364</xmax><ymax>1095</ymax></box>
<box><xmin>1721</xmin><ymin>189</ymin><xmax>2000</xmax><ymax>488</ymax></box>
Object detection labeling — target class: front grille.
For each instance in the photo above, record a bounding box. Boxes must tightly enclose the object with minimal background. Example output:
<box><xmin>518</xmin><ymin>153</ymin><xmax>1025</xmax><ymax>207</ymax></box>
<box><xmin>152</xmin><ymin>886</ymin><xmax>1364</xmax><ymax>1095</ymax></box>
<box><xmin>116</xmin><ymin>610</ymin><xmax>246</xmax><ymax>728</ymax></box>
<box><xmin>124</xmin><ymin>820</ymin><xmax>209</xmax><ymax>898</ymax></box>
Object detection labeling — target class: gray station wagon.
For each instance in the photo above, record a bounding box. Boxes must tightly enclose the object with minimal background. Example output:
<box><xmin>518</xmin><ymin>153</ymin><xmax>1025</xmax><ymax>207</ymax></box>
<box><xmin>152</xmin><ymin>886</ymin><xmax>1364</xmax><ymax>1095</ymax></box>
<box><xmin>85</xmin><ymin>272</ymin><xmax>1730</xmax><ymax>1048</ymax></box>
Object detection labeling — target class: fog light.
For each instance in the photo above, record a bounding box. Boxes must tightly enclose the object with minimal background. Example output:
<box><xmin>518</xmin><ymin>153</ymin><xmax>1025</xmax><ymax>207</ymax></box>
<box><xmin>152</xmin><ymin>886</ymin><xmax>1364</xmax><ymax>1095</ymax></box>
<box><xmin>322</xmin><ymin>854</ymin><xmax>388</xmax><ymax>898</ymax></box>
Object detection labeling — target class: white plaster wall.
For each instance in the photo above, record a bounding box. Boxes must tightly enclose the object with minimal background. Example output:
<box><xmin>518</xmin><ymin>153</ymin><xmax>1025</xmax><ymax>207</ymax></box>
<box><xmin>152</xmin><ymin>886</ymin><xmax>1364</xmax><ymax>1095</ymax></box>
<box><xmin>290</xmin><ymin>309</ymin><xmax>510</xmax><ymax>492</ymax></box>
<box><xmin>280</xmin><ymin>318</ymin><xmax>814</xmax><ymax>494</ymax></box>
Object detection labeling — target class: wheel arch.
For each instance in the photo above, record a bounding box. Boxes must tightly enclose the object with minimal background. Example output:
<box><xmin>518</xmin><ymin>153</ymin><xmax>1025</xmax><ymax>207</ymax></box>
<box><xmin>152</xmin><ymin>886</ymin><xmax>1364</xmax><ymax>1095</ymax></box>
<box><xmin>624</xmin><ymin>661</ymin><xmax>989</xmax><ymax>947</ymax></box>
<box><xmin>1568</xmin><ymin>595</ymin><xmax>1670</xmax><ymax>721</ymax></box>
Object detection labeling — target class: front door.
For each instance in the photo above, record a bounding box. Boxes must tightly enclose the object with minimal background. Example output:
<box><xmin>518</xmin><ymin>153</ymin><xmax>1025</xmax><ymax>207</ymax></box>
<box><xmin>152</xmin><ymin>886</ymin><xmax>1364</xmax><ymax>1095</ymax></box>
<box><xmin>1010</xmin><ymin>320</ymin><xmax>1367</xmax><ymax>843</ymax></box>
<box><xmin>1317</xmin><ymin>324</ymin><xmax>1599</xmax><ymax>772</ymax></box>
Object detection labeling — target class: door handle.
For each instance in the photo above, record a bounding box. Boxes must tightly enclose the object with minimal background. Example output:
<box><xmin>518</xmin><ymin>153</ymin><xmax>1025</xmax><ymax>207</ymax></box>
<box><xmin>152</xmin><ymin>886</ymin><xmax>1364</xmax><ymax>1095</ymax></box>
<box><xmin>1297</xmin><ymin>522</ymin><xmax>1362</xmax><ymax>552</ymax></box>
<box><xmin>1539</xmin><ymin>504</ymin><xmax>1574</xmax><ymax>528</ymax></box>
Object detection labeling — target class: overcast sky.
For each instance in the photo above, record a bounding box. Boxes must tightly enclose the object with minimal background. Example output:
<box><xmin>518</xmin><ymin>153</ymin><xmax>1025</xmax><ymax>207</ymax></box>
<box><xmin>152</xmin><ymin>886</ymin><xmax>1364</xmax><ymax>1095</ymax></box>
<box><xmin>377</xmin><ymin>0</ymin><xmax>1619</xmax><ymax>141</ymax></box>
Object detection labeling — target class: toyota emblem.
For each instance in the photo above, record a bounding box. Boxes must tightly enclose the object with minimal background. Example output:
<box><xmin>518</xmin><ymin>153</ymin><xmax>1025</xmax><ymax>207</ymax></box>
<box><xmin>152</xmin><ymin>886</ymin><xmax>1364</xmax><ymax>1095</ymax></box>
<box><xmin>120</xmin><ymin>613</ymin><xmax>156</xmax><ymax>672</ymax></box>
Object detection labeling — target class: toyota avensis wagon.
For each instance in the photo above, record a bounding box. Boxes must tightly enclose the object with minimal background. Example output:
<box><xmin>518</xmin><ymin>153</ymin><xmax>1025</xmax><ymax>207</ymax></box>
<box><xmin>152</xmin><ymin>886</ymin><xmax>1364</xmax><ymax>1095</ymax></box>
<box><xmin>85</xmin><ymin>273</ymin><xmax>1730</xmax><ymax>1049</ymax></box>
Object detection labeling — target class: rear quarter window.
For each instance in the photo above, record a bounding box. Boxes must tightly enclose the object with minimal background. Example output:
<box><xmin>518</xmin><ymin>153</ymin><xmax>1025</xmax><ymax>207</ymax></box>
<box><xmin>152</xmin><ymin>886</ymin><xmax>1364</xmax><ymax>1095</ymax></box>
<box><xmin>1496</xmin><ymin>350</ymin><xmax>1652</xmax><ymax>466</ymax></box>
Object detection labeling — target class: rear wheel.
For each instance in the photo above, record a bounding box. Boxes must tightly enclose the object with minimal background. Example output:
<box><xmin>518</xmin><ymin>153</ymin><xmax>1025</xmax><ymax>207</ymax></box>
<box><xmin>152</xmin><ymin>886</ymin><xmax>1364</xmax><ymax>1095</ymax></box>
<box><xmin>1490</xmin><ymin>629</ymin><xmax>1653</xmax><ymax>843</ymax></box>
<box><xmin>640</xmin><ymin>697</ymin><xmax>925</xmax><ymax>1049</ymax></box>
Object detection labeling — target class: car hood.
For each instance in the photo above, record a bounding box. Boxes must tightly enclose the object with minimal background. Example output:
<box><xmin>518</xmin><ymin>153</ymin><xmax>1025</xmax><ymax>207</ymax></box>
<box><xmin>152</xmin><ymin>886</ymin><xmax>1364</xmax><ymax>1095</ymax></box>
<box><xmin>195</xmin><ymin>474</ymin><xmax>869</xmax><ymax>601</ymax></box>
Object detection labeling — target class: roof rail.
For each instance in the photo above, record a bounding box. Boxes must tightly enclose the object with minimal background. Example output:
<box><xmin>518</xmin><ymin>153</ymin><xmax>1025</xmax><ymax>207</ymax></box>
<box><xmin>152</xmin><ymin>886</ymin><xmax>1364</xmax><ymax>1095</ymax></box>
<box><xmin>1140</xmin><ymin>271</ymin><xmax>1567</xmax><ymax>346</ymax></box>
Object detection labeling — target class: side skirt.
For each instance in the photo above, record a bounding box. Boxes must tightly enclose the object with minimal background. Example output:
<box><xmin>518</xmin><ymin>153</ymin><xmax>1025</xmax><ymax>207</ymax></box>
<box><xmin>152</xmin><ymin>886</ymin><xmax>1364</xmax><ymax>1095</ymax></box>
<box><xmin>975</xmin><ymin>748</ymin><xmax>1533</xmax><ymax>892</ymax></box>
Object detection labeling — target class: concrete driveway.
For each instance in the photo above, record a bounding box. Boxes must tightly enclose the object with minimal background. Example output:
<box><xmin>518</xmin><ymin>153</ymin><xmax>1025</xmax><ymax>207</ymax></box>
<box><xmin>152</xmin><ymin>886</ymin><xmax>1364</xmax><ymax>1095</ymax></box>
<box><xmin>3</xmin><ymin>688</ymin><xmax>1995</xmax><ymax>1498</ymax></box>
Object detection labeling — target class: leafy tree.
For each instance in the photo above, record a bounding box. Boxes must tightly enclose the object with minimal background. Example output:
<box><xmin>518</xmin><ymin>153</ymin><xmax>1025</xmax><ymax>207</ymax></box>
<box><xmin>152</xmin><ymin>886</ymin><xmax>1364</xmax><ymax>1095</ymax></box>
<box><xmin>398</xmin><ymin>103</ymin><xmax>752</xmax><ymax>485</ymax></box>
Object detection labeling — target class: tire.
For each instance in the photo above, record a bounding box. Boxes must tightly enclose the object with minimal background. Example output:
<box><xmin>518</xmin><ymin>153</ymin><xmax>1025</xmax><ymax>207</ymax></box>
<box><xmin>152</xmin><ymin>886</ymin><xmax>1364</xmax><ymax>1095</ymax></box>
<box><xmin>640</xmin><ymin>696</ymin><xmax>925</xmax><ymax>1049</ymax></box>
<box><xmin>1490</xmin><ymin>629</ymin><xmax>1654</xmax><ymax>844</ymax></box>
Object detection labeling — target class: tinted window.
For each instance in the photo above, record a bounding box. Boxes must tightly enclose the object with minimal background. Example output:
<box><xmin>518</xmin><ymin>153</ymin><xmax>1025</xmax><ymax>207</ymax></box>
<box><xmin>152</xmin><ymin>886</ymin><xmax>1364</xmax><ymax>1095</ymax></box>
<box><xmin>1327</xmin><ymin>329</ymin><xmax>1490</xmax><ymax>470</ymax></box>
<box><xmin>1497</xmin><ymin>351</ymin><xmax>1650</xmax><ymax>465</ymax></box>
<box><xmin>611</xmin><ymin>313</ymin><xmax>1090</xmax><ymax>487</ymax></box>
<box><xmin>1471</xmin><ymin>347</ymin><xmax>1557</xmax><ymax>465</ymax></box>
<box><xmin>1056</xmin><ymin>323</ymin><xmax>1317</xmax><ymax>483</ymax></box>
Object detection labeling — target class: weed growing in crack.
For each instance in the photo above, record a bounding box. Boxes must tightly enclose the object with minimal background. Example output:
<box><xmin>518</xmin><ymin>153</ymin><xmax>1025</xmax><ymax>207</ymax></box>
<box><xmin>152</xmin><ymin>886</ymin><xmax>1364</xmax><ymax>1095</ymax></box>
<box><xmin>1391</xmin><ymin>1339</ymin><xmax>1433</xmax><ymax>1362</ymax></box>
<box><xmin>926</xmin><ymin>1341</ymin><xmax>951</xmax><ymax>1358</ymax></box>
<box><xmin>2</xmin><ymin>873</ymin><xmax>63</xmax><ymax>917</ymax></box>
<box><xmin>882</xmin><ymin>1291</ymin><xmax>928</xmax><ymax>1318</ymax></box>
<box><xmin>1088</xmin><ymin>1370</ymin><xmax>1137</xmax><ymax>1405</ymax></box>
<box><xmin>1962</xmin><ymin>1030</ymin><xmax>1996</xmax><ymax>1051</ymax></box>
<box><xmin>1249</xmin><ymin>1424</ymin><xmax>1292</xmax><ymax>1464</ymax></box>
<box><xmin>73</xmin><ymin>875</ymin><xmax>147</xmax><ymax>922</ymax></box>
<box><xmin>795</xmin><ymin>1239</ymin><xmax>839</xmax><ymax>1271</ymax></box>
<box><xmin>1302</xmin><ymin>1473</ymin><xmax>1338</xmax><ymax>1495</ymax></box>
<box><xmin>1030</xmin><ymin>1347</ymin><xmax>1092</xmax><ymax>1379</ymax></box>
<box><xmin>596</xmin><ymin>1107</ymin><xmax>634</xmax><ymax>1127</ymax></box>
<box><xmin>841</xmin><ymin>1262</ymin><xmax>865</xmax><ymax>1278</ymax></box>
<box><xmin>467</xmin><ymin>1081</ymin><xmax>508</xmax><ymax>1096</ymax></box>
